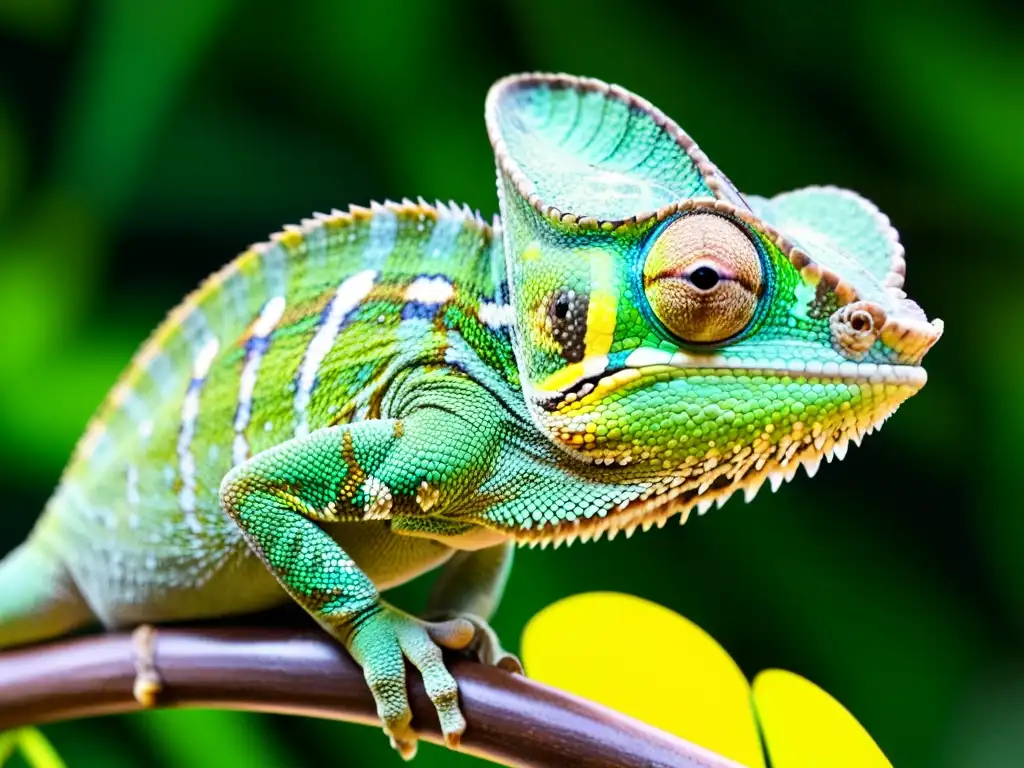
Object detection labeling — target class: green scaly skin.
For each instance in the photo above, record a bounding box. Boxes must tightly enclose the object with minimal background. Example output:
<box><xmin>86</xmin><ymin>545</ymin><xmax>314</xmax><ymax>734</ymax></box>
<box><xmin>0</xmin><ymin>73</ymin><xmax>942</xmax><ymax>758</ymax></box>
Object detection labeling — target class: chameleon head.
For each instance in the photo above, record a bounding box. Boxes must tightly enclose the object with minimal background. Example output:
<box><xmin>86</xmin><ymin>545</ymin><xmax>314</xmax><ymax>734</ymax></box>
<box><xmin>486</xmin><ymin>73</ymin><xmax>943</xmax><ymax>532</ymax></box>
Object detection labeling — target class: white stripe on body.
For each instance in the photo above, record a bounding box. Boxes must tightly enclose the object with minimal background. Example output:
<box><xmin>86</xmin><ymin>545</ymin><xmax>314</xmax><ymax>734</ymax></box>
<box><xmin>293</xmin><ymin>269</ymin><xmax>377</xmax><ymax>439</ymax></box>
<box><xmin>233</xmin><ymin>296</ymin><xmax>287</xmax><ymax>465</ymax></box>
<box><xmin>405</xmin><ymin>276</ymin><xmax>454</xmax><ymax>305</ymax></box>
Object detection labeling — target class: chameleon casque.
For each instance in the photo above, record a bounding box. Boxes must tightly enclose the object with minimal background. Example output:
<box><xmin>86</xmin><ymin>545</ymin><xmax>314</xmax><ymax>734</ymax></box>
<box><xmin>0</xmin><ymin>73</ymin><xmax>942</xmax><ymax>758</ymax></box>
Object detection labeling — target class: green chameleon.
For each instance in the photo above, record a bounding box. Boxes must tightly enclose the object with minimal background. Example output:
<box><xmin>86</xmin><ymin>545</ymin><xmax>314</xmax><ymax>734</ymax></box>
<box><xmin>0</xmin><ymin>73</ymin><xmax>942</xmax><ymax>759</ymax></box>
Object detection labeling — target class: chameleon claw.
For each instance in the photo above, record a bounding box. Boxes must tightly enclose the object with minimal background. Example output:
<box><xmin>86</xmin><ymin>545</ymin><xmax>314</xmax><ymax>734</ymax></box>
<box><xmin>444</xmin><ymin>725</ymin><xmax>463</xmax><ymax>751</ymax></box>
<box><xmin>388</xmin><ymin>734</ymin><xmax>418</xmax><ymax>762</ymax></box>
<box><xmin>131</xmin><ymin>624</ymin><xmax>162</xmax><ymax>708</ymax></box>
<box><xmin>379</xmin><ymin>697</ymin><xmax>418</xmax><ymax>760</ymax></box>
<box><xmin>495</xmin><ymin>651</ymin><xmax>525</xmax><ymax>675</ymax></box>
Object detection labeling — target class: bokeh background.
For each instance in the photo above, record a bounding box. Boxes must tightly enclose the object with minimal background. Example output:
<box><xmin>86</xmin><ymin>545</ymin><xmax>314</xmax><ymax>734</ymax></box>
<box><xmin>0</xmin><ymin>0</ymin><xmax>1021</xmax><ymax>765</ymax></box>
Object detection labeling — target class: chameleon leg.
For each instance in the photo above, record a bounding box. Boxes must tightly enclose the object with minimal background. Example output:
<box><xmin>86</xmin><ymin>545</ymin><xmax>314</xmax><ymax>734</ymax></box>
<box><xmin>219</xmin><ymin>414</ymin><xmax>499</xmax><ymax>758</ymax></box>
<box><xmin>426</xmin><ymin>543</ymin><xmax>522</xmax><ymax>672</ymax></box>
<box><xmin>428</xmin><ymin>542</ymin><xmax>513</xmax><ymax>621</ymax></box>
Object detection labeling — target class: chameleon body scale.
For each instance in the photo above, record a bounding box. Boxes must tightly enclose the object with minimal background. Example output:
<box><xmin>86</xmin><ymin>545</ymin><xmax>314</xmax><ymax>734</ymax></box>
<box><xmin>0</xmin><ymin>74</ymin><xmax>942</xmax><ymax>758</ymax></box>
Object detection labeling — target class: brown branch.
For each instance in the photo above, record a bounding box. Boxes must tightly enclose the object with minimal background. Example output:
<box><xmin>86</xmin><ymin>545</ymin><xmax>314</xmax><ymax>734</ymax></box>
<box><xmin>0</xmin><ymin>627</ymin><xmax>746</xmax><ymax>768</ymax></box>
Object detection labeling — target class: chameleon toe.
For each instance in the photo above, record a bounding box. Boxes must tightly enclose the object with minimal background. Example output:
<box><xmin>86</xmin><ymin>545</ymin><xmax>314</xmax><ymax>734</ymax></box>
<box><xmin>423</xmin><ymin>617</ymin><xmax>475</xmax><ymax>650</ymax></box>
<box><xmin>394</xmin><ymin>613</ymin><xmax>468</xmax><ymax>751</ymax></box>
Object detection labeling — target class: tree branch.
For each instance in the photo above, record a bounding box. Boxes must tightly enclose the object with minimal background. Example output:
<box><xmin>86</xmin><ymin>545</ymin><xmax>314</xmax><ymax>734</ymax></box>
<box><xmin>0</xmin><ymin>627</ymin><xmax>745</xmax><ymax>768</ymax></box>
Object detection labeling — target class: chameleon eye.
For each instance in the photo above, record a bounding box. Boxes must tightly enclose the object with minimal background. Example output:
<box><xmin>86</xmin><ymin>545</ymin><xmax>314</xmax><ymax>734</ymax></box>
<box><xmin>642</xmin><ymin>213</ymin><xmax>763</xmax><ymax>344</ymax></box>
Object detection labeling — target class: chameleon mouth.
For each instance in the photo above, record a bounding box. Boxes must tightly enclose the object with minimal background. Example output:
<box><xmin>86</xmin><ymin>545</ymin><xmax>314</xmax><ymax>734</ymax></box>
<box><xmin>534</xmin><ymin>351</ymin><xmax>928</xmax><ymax>411</ymax></box>
<box><xmin>540</xmin><ymin>369</ymin><xmax>621</xmax><ymax>410</ymax></box>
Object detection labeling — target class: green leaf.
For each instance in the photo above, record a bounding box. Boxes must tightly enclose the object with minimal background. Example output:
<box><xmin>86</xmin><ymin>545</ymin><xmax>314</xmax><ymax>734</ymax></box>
<box><xmin>129</xmin><ymin>710</ymin><xmax>290</xmax><ymax>768</ymax></box>
<box><xmin>0</xmin><ymin>729</ymin><xmax>66</xmax><ymax>768</ymax></box>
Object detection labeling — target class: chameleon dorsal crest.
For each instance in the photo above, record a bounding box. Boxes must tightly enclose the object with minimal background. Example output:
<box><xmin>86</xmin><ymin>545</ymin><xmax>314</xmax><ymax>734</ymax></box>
<box><xmin>486</xmin><ymin>73</ymin><xmax>942</xmax><ymax>530</ymax></box>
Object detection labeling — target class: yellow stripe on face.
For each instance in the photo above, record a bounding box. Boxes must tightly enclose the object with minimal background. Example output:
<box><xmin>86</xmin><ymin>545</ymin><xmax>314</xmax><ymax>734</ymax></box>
<box><xmin>537</xmin><ymin>361</ymin><xmax>587</xmax><ymax>393</ymax></box>
<box><xmin>536</xmin><ymin>354</ymin><xmax>610</xmax><ymax>394</ymax></box>
<box><xmin>583</xmin><ymin>248</ymin><xmax>618</xmax><ymax>358</ymax></box>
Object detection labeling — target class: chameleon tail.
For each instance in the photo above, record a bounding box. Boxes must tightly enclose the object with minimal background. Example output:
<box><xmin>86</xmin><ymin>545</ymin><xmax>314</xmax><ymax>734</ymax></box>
<box><xmin>0</xmin><ymin>538</ymin><xmax>92</xmax><ymax>649</ymax></box>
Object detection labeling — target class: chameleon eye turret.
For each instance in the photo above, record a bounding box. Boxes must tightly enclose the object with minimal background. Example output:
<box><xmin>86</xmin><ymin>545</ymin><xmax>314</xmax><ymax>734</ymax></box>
<box><xmin>642</xmin><ymin>213</ymin><xmax>763</xmax><ymax>344</ymax></box>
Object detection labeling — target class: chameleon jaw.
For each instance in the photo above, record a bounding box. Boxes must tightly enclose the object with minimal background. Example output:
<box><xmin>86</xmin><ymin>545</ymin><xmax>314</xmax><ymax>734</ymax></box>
<box><xmin>515</xmin><ymin>353</ymin><xmax>926</xmax><ymax>548</ymax></box>
<box><xmin>513</xmin><ymin>403</ymin><xmax>896</xmax><ymax>550</ymax></box>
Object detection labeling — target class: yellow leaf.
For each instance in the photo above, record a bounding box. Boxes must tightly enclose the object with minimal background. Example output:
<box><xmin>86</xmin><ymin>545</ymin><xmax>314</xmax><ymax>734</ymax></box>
<box><xmin>752</xmin><ymin>669</ymin><xmax>892</xmax><ymax>768</ymax></box>
<box><xmin>522</xmin><ymin>592</ymin><xmax>764</xmax><ymax>767</ymax></box>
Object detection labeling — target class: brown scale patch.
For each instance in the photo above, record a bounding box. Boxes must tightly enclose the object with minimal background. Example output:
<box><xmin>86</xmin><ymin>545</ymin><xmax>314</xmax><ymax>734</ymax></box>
<box><xmin>336</xmin><ymin>431</ymin><xmax>369</xmax><ymax>515</ymax></box>
<box><xmin>548</xmin><ymin>289</ymin><xmax>588</xmax><ymax>363</ymax></box>
<box><xmin>265</xmin><ymin>479</ymin><xmax>338</xmax><ymax>522</ymax></box>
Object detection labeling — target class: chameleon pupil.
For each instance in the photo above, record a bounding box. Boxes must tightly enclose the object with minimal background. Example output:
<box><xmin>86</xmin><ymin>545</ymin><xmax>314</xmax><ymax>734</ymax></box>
<box><xmin>689</xmin><ymin>266</ymin><xmax>719</xmax><ymax>290</ymax></box>
<box><xmin>554</xmin><ymin>297</ymin><xmax>570</xmax><ymax>319</ymax></box>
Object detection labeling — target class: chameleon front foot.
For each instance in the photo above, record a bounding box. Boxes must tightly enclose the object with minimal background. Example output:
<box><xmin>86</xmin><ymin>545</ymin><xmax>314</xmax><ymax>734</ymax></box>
<box><xmin>131</xmin><ymin>625</ymin><xmax>162</xmax><ymax>707</ymax></box>
<box><xmin>346</xmin><ymin>606</ymin><xmax>475</xmax><ymax>760</ymax></box>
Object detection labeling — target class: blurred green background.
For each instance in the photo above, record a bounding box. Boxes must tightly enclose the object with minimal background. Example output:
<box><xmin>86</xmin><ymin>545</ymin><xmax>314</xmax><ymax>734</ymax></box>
<box><xmin>0</xmin><ymin>0</ymin><xmax>1021</xmax><ymax>765</ymax></box>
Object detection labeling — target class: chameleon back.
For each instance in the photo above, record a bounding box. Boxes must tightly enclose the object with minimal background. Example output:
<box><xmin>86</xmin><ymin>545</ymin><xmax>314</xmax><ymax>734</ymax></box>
<box><xmin>31</xmin><ymin>200</ymin><xmax>516</xmax><ymax>625</ymax></box>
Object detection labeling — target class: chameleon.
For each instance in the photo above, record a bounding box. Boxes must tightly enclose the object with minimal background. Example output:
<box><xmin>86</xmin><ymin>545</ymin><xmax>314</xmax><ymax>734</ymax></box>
<box><xmin>0</xmin><ymin>72</ymin><xmax>942</xmax><ymax>759</ymax></box>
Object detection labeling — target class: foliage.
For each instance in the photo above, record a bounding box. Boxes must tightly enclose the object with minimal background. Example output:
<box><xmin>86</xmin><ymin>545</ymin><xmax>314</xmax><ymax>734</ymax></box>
<box><xmin>0</xmin><ymin>729</ymin><xmax>65</xmax><ymax>768</ymax></box>
<box><xmin>0</xmin><ymin>0</ymin><xmax>1020</xmax><ymax>766</ymax></box>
